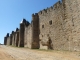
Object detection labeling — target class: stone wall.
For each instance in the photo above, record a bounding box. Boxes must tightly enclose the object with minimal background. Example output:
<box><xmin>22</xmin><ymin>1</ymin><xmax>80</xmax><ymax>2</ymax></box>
<box><xmin>18</xmin><ymin>19</ymin><xmax>30</xmax><ymax>47</ymax></box>
<box><xmin>18</xmin><ymin>23</ymin><xmax>25</xmax><ymax>47</ymax></box>
<box><xmin>5</xmin><ymin>33</ymin><xmax>10</xmax><ymax>45</ymax></box>
<box><xmin>24</xmin><ymin>24</ymin><xmax>32</xmax><ymax>48</ymax></box>
<box><xmin>12</xmin><ymin>31</ymin><xmax>16</xmax><ymax>46</ymax></box>
<box><xmin>31</xmin><ymin>13</ymin><xmax>40</xmax><ymax>49</ymax></box>
<box><xmin>9</xmin><ymin>34</ymin><xmax>12</xmax><ymax>45</ymax></box>
<box><xmin>4</xmin><ymin>36</ymin><xmax>7</xmax><ymax>45</ymax></box>
<box><xmin>38</xmin><ymin>1</ymin><xmax>66</xmax><ymax>50</ymax></box>
<box><xmin>38</xmin><ymin>0</ymin><xmax>80</xmax><ymax>51</ymax></box>
<box><xmin>4</xmin><ymin>0</ymin><xmax>80</xmax><ymax>51</ymax></box>
<box><xmin>62</xmin><ymin>0</ymin><xmax>80</xmax><ymax>51</ymax></box>
<box><xmin>14</xmin><ymin>28</ymin><xmax>19</xmax><ymax>47</ymax></box>
<box><xmin>7</xmin><ymin>36</ymin><xmax>10</xmax><ymax>45</ymax></box>
<box><xmin>24</xmin><ymin>14</ymin><xmax>39</xmax><ymax>49</ymax></box>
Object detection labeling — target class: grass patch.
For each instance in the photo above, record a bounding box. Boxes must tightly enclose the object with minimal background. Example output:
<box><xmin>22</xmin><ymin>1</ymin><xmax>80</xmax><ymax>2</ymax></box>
<box><xmin>31</xmin><ymin>49</ymin><xmax>54</xmax><ymax>52</ymax></box>
<box><xmin>8</xmin><ymin>45</ymin><xmax>24</xmax><ymax>48</ymax></box>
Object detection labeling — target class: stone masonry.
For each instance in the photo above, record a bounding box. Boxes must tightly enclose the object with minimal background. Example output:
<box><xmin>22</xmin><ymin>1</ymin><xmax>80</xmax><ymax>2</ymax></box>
<box><xmin>4</xmin><ymin>0</ymin><xmax>80</xmax><ymax>51</ymax></box>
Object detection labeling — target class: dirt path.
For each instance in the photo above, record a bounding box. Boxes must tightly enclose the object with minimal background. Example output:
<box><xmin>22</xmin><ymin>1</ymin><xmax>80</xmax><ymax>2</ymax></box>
<box><xmin>0</xmin><ymin>45</ymin><xmax>80</xmax><ymax>60</ymax></box>
<box><xmin>0</xmin><ymin>45</ymin><xmax>15</xmax><ymax>60</ymax></box>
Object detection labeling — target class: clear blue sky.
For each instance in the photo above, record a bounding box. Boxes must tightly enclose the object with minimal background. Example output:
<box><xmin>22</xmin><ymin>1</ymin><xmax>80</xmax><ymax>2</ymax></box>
<box><xmin>0</xmin><ymin>0</ymin><xmax>58</xmax><ymax>44</ymax></box>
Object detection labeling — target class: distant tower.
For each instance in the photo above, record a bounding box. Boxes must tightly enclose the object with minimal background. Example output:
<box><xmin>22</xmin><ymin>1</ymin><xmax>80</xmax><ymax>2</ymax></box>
<box><xmin>15</xmin><ymin>28</ymin><xmax>19</xmax><ymax>47</ymax></box>
<box><xmin>9</xmin><ymin>33</ymin><xmax>12</xmax><ymax>45</ymax></box>
<box><xmin>4</xmin><ymin>36</ymin><xmax>7</xmax><ymax>45</ymax></box>
<box><xmin>6</xmin><ymin>33</ymin><xmax>9</xmax><ymax>45</ymax></box>
<box><xmin>18</xmin><ymin>19</ymin><xmax>30</xmax><ymax>47</ymax></box>
<box><xmin>12</xmin><ymin>31</ymin><xmax>15</xmax><ymax>46</ymax></box>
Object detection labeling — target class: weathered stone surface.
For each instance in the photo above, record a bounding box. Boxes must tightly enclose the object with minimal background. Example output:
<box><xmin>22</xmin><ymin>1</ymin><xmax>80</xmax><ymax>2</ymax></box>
<box><xmin>7</xmin><ymin>36</ymin><xmax>10</xmax><ymax>45</ymax></box>
<box><xmin>12</xmin><ymin>31</ymin><xmax>16</xmax><ymax>46</ymax></box>
<box><xmin>18</xmin><ymin>19</ymin><xmax>30</xmax><ymax>47</ymax></box>
<box><xmin>31</xmin><ymin>13</ymin><xmax>40</xmax><ymax>49</ymax></box>
<box><xmin>24</xmin><ymin>24</ymin><xmax>32</xmax><ymax>48</ymax></box>
<box><xmin>39</xmin><ymin>1</ymin><xmax>65</xmax><ymax>50</ymax></box>
<box><xmin>38</xmin><ymin>0</ymin><xmax>80</xmax><ymax>51</ymax></box>
<box><xmin>15</xmin><ymin>28</ymin><xmax>19</xmax><ymax>47</ymax></box>
<box><xmin>4</xmin><ymin>36</ymin><xmax>7</xmax><ymax>45</ymax></box>
<box><xmin>18</xmin><ymin>23</ymin><xmax>25</xmax><ymax>47</ymax></box>
<box><xmin>4</xmin><ymin>0</ymin><xmax>80</xmax><ymax>51</ymax></box>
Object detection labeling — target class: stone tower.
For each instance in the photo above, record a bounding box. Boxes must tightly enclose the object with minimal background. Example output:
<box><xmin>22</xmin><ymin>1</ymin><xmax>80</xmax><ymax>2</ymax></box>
<box><xmin>9</xmin><ymin>34</ymin><xmax>12</xmax><ymax>45</ymax></box>
<box><xmin>31</xmin><ymin>13</ymin><xmax>40</xmax><ymax>49</ymax></box>
<box><xmin>15</xmin><ymin>28</ymin><xmax>19</xmax><ymax>47</ymax></box>
<box><xmin>6</xmin><ymin>33</ymin><xmax>10</xmax><ymax>45</ymax></box>
<box><xmin>18</xmin><ymin>19</ymin><xmax>30</xmax><ymax>47</ymax></box>
<box><xmin>4</xmin><ymin>36</ymin><xmax>7</xmax><ymax>45</ymax></box>
<box><xmin>12</xmin><ymin>31</ymin><xmax>15</xmax><ymax>46</ymax></box>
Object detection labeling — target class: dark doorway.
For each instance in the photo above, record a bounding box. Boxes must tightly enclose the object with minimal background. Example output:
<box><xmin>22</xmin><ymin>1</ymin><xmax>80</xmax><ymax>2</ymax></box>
<box><xmin>47</xmin><ymin>37</ymin><xmax>53</xmax><ymax>49</ymax></box>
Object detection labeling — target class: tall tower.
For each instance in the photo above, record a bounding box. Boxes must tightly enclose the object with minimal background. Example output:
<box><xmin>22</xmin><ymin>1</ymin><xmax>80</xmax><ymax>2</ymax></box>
<box><xmin>18</xmin><ymin>19</ymin><xmax>29</xmax><ymax>47</ymax></box>
<box><xmin>15</xmin><ymin>28</ymin><xmax>19</xmax><ymax>47</ymax></box>
<box><xmin>12</xmin><ymin>31</ymin><xmax>15</xmax><ymax>46</ymax></box>
<box><xmin>6</xmin><ymin>33</ymin><xmax>9</xmax><ymax>45</ymax></box>
<box><xmin>31</xmin><ymin>13</ymin><xmax>40</xmax><ymax>49</ymax></box>
<box><xmin>9</xmin><ymin>34</ymin><xmax>12</xmax><ymax>45</ymax></box>
<box><xmin>4</xmin><ymin>36</ymin><xmax>7</xmax><ymax>45</ymax></box>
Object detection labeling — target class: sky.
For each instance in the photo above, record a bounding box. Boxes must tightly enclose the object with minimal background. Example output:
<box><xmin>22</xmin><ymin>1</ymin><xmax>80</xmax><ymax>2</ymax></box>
<box><xmin>0</xmin><ymin>0</ymin><xmax>59</xmax><ymax>44</ymax></box>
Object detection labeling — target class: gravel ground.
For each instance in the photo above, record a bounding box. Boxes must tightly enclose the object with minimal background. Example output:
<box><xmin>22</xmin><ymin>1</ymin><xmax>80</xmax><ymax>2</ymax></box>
<box><xmin>0</xmin><ymin>45</ymin><xmax>80</xmax><ymax>60</ymax></box>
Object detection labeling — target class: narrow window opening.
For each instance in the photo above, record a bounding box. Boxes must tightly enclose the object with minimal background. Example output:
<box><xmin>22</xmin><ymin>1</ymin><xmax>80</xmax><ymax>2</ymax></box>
<box><xmin>42</xmin><ymin>25</ymin><xmax>44</xmax><ymax>28</ymax></box>
<box><xmin>49</xmin><ymin>20</ymin><xmax>52</xmax><ymax>25</ymax></box>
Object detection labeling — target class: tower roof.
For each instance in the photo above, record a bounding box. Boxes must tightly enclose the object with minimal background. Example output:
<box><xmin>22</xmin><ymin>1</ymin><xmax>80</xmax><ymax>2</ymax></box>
<box><xmin>20</xmin><ymin>18</ymin><xmax>26</xmax><ymax>24</ymax></box>
<box><xmin>20</xmin><ymin>18</ymin><xmax>30</xmax><ymax>26</ymax></box>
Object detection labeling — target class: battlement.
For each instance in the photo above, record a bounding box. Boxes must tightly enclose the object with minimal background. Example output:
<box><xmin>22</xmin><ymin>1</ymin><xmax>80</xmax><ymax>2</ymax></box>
<box><xmin>4</xmin><ymin>0</ymin><xmax>80</xmax><ymax>51</ymax></box>
<box><xmin>11</xmin><ymin>31</ymin><xmax>14</xmax><ymax>34</ymax></box>
<box><xmin>6</xmin><ymin>33</ymin><xmax>9</xmax><ymax>37</ymax></box>
<box><xmin>16</xmin><ymin>28</ymin><xmax>19</xmax><ymax>32</ymax></box>
<box><xmin>32</xmin><ymin>13</ymin><xmax>39</xmax><ymax>21</ymax></box>
<box><xmin>38</xmin><ymin>1</ymin><xmax>62</xmax><ymax>15</ymax></box>
<box><xmin>20</xmin><ymin>18</ymin><xmax>30</xmax><ymax>27</ymax></box>
<box><xmin>25</xmin><ymin>21</ymin><xmax>30</xmax><ymax>27</ymax></box>
<box><xmin>10</xmin><ymin>34</ymin><xmax>12</xmax><ymax>36</ymax></box>
<box><xmin>26</xmin><ymin>24</ymin><xmax>32</xmax><ymax>30</ymax></box>
<box><xmin>53</xmin><ymin>1</ymin><xmax>61</xmax><ymax>8</ymax></box>
<box><xmin>32</xmin><ymin>13</ymin><xmax>38</xmax><ymax>17</ymax></box>
<box><xmin>20</xmin><ymin>18</ymin><xmax>26</xmax><ymax>24</ymax></box>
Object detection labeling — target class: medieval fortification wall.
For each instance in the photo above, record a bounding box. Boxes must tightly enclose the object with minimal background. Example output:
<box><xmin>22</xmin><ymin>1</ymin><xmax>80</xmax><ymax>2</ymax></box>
<box><xmin>4</xmin><ymin>0</ymin><xmax>80</xmax><ymax>51</ymax></box>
